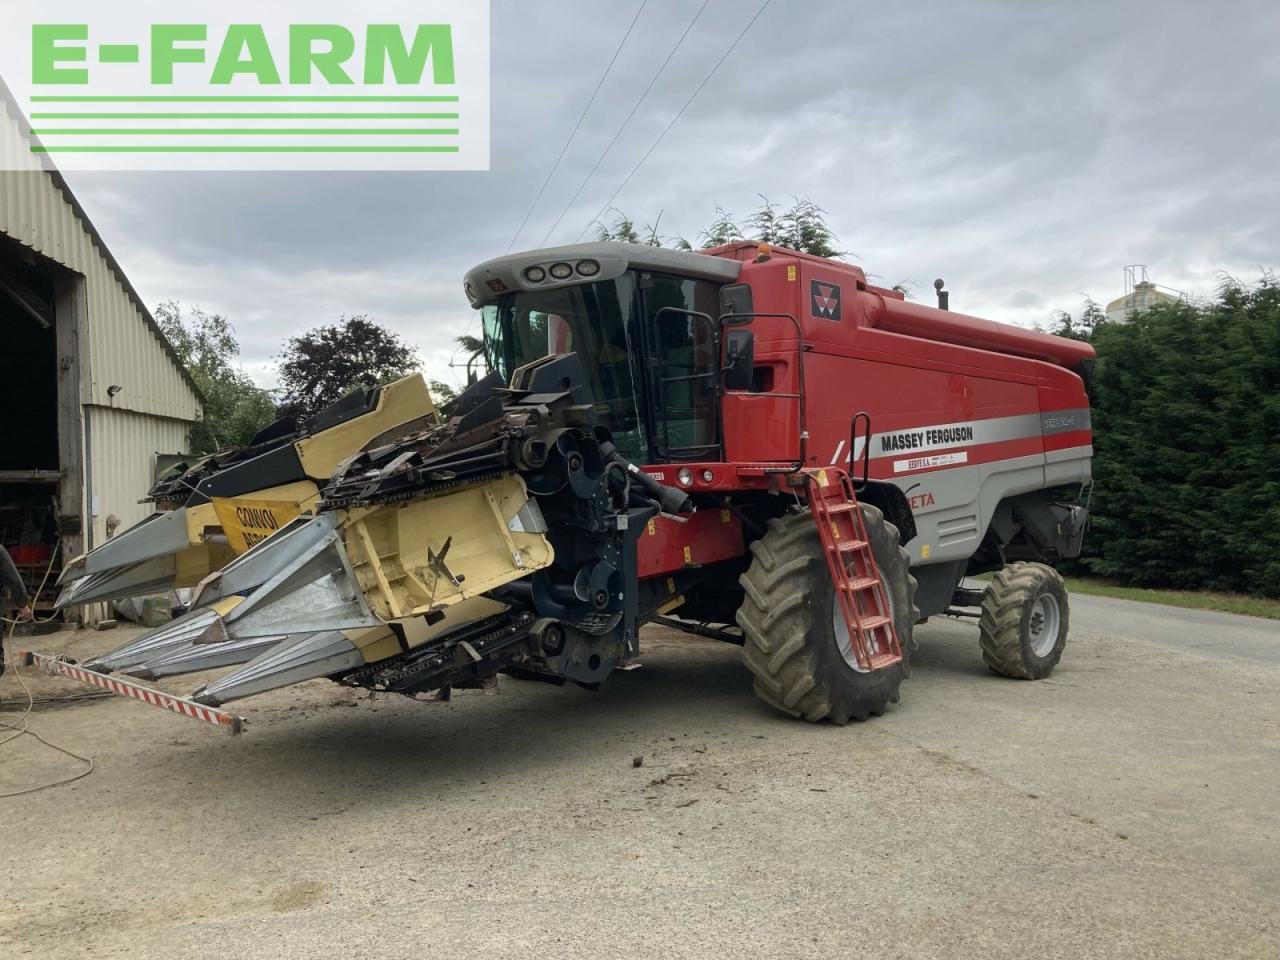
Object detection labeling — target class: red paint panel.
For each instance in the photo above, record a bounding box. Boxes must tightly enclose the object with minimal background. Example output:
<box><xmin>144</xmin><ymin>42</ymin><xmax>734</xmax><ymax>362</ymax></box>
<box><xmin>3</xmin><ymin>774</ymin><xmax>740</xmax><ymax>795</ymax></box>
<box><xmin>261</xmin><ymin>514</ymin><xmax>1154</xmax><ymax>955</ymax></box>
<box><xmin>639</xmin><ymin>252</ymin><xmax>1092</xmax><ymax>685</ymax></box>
<box><xmin>804</xmin><ymin>352</ymin><xmax>1041</xmax><ymax>469</ymax></box>
<box><xmin>708</xmin><ymin>246</ymin><xmax>1091</xmax><ymax>480</ymax></box>
<box><xmin>637</xmin><ymin>508</ymin><xmax>746</xmax><ymax>579</ymax></box>
<box><xmin>1043</xmin><ymin>429</ymin><xmax>1093</xmax><ymax>453</ymax></box>
<box><xmin>722</xmin><ymin>392</ymin><xmax>800</xmax><ymax>462</ymax></box>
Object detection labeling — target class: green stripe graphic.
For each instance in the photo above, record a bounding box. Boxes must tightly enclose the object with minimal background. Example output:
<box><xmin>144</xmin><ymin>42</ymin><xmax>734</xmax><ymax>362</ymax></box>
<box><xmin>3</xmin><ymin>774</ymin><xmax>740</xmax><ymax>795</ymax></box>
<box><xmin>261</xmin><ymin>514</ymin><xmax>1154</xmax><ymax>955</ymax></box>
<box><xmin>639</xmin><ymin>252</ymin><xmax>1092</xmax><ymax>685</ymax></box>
<box><xmin>30</xmin><ymin>145</ymin><xmax>462</xmax><ymax>153</ymax></box>
<box><xmin>31</xmin><ymin>95</ymin><xmax>460</xmax><ymax>103</ymax></box>
<box><xmin>32</xmin><ymin>128</ymin><xmax>460</xmax><ymax>136</ymax></box>
<box><xmin>30</xmin><ymin>112</ymin><xmax>460</xmax><ymax>120</ymax></box>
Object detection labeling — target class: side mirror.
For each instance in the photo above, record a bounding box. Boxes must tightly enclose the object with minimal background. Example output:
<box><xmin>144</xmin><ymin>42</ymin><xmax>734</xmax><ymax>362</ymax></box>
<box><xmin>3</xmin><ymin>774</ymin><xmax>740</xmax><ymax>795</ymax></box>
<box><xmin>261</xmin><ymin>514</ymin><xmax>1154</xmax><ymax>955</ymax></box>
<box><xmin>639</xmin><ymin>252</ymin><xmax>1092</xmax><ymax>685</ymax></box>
<box><xmin>722</xmin><ymin>329</ymin><xmax>755</xmax><ymax>391</ymax></box>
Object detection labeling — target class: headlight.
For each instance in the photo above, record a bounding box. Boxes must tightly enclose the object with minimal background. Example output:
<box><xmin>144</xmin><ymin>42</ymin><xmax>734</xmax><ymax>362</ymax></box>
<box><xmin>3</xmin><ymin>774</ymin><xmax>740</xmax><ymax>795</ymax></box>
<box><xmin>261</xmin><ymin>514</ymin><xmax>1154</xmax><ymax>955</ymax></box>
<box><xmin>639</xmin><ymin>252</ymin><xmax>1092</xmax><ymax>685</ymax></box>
<box><xmin>576</xmin><ymin>259</ymin><xmax>600</xmax><ymax>277</ymax></box>
<box><xmin>677</xmin><ymin>467</ymin><xmax>694</xmax><ymax>487</ymax></box>
<box><xmin>549</xmin><ymin>262</ymin><xmax>573</xmax><ymax>280</ymax></box>
<box><xmin>524</xmin><ymin>266</ymin><xmax>546</xmax><ymax>283</ymax></box>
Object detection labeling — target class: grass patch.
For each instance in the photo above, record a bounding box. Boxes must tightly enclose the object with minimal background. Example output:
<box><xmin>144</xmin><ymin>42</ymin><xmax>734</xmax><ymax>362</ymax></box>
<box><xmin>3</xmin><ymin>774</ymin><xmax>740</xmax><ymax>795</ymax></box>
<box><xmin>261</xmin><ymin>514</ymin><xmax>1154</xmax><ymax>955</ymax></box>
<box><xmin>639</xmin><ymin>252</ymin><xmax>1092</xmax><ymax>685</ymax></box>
<box><xmin>1061</xmin><ymin>578</ymin><xmax>1280</xmax><ymax>620</ymax></box>
<box><xmin>968</xmin><ymin>571</ymin><xmax>1280</xmax><ymax>620</ymax></box>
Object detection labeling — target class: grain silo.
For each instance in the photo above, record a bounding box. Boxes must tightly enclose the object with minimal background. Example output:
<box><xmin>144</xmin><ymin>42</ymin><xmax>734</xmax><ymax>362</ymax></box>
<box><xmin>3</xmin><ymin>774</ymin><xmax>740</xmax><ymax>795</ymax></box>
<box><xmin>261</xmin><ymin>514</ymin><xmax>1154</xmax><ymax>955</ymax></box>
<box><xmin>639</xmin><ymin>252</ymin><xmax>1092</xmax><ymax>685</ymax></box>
<box><xmin>1105</xmin><ymin>265</ymin><xmax>1181</xmax><ymax>323</ymax></box>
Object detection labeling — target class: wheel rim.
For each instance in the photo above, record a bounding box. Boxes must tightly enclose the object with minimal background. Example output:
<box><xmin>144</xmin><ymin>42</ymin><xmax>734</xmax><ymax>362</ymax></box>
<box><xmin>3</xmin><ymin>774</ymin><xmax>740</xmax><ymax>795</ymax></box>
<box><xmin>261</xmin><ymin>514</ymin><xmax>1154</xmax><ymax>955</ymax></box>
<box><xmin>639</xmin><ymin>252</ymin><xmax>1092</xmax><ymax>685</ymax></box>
<box><xmin>1028</xmin><ymin>592</ymin><xmax>1060</xmax><ymax>657</ymax></box>
<box><xmin>832</xmin><ymin>568</ymin><xmax>895</xmax><ymax>673</ymax></box>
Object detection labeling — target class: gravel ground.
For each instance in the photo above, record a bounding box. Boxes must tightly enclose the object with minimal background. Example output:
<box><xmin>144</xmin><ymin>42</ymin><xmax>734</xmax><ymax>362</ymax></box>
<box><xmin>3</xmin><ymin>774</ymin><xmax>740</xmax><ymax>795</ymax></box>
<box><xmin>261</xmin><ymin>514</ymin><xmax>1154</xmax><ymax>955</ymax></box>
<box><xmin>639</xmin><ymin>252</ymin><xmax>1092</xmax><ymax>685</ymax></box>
<box><xmin>1</xmin><ymin>593</ymin><xmax>1277</xmax><ymax>959</ymax></box>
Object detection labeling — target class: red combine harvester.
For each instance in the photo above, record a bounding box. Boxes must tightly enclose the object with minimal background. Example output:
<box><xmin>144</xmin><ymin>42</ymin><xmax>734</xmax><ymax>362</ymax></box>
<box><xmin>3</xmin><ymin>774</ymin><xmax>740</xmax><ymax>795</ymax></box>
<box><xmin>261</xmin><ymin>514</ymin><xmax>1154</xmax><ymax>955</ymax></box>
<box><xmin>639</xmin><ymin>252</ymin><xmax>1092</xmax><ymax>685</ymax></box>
<box><xmin>466</xmin><ymin>241</ymin><xmax>1092</xmax><ymax>721</ymax></box>
<box><xmin>39</xmin><ymin>241</ymin><xmax>1093</xmax><ymax>729</ymax></box>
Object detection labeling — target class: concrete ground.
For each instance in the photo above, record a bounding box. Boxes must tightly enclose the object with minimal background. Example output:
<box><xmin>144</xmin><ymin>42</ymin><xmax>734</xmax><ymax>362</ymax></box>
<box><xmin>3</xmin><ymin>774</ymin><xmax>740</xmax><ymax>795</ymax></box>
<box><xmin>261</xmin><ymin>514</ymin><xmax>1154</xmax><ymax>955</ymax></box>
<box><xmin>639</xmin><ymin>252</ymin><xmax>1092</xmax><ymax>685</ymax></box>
<box><xmin>1</xmin><ymin>593</ymin><xmax>1277</xmax><ymax>959</ymax></box>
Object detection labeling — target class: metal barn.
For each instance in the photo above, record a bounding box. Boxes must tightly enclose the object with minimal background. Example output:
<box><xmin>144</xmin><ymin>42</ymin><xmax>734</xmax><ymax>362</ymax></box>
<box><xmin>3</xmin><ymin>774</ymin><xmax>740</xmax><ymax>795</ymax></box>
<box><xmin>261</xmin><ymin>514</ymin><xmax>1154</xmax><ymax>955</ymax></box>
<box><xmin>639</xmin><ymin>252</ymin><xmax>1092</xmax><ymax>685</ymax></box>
<box><xmin>0</xmin><ymin>87</ymin><xmax>202</xmax><ymax>623</ymax></box>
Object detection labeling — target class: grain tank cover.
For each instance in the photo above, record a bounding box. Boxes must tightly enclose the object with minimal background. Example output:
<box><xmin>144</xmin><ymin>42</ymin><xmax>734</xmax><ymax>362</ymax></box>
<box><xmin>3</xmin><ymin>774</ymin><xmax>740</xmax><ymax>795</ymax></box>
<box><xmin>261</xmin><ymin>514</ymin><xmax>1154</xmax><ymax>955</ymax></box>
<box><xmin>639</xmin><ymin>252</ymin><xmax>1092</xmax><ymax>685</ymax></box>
<box><xmin>869</xmin><ymin>297</ymin><xmax>1097</xmax><ymax>370</ymax></box>
<box><xmin>464</xmin><ymin>241</ymin><xmax>741</xmax><ymax>308</ymax></box>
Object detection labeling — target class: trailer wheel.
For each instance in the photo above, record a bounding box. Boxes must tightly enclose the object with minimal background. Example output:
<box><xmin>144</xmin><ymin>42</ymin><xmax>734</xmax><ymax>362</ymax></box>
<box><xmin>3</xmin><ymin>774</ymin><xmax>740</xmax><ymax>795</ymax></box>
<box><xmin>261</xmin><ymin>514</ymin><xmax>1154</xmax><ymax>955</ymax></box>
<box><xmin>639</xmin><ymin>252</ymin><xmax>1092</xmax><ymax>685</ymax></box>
<box><xmin>736</xmin><ymin>506</ymin><xmax>918</xmax><ymax>724</ymax></box>
<box><xmin>978</xmin><ymin>562</ymin><xmax>1068</xmax><ymax>679</ymax></box>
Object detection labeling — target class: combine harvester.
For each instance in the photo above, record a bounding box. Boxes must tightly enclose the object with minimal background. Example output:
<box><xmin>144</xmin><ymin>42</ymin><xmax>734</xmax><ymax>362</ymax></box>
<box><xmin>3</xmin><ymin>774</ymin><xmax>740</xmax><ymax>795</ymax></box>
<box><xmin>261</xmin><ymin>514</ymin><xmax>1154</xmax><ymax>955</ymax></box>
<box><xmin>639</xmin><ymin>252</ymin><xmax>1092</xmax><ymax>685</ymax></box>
<box><xmin>32</xmin><ymin>241</ymin><xmax>1093</xmax><ymax>730</ymax></box>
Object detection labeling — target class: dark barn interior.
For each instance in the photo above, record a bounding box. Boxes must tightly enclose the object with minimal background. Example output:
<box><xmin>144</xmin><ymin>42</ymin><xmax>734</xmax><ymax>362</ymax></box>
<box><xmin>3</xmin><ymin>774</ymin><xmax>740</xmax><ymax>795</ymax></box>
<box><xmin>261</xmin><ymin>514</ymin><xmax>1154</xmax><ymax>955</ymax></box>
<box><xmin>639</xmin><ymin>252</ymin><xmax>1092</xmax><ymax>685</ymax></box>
<box><xmin>0</xmin><ymin>234</ymin><xmax>66</xmax><ymax>615</ymax></box>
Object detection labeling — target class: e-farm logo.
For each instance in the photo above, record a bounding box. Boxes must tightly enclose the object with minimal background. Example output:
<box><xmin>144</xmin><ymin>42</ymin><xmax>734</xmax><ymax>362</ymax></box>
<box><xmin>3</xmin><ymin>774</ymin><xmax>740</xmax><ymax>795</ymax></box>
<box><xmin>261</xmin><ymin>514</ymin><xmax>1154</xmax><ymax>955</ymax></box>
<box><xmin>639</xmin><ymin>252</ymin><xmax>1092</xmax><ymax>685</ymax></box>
<box><xmin>0</xmin><ymin>1</ymin><xmax>489</xmax><ymax>171</ymax></box>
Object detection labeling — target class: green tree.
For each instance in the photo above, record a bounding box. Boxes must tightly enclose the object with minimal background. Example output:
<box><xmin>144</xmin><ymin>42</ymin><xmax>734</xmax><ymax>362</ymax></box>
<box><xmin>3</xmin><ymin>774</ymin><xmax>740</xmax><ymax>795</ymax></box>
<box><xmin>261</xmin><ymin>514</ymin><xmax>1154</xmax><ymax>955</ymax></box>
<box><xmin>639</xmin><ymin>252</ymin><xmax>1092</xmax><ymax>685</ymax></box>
<box><xmin>593</xmin><ymin>197</ymin><xmax>843</xmax><ymax>257</ymax></box>
<box><xmin>594</xmin><ymin>209</ymin><xmax>643</xmax><ymax>245</ymax></box>
<box><xmin>455</xmin><ymin>333</ymin><xmax>485</xmax><ymax>356</ymax></box>
<box><xmin>455</xmin><ymin>332</ymin><xmax>486</xmax><ymax>385</ymax></box>
<box><xmin>1081</xmin><ymin>277</ymin><xmax>1280</xmax><ymax>596</ymax></box>
<box><xmin>427</xmin><ymin>379</ymin><xmax>459</xmax><ymax>406</ymax></box>
<box><xmin>155</xmin><ymin>301</ymin><xmax>277</xmax><ymax>455</ymax></box>
<box><xmin>593</xmin><ymin>209</ymin><xmax>694</xmax><ymax>248</ymax></box>
<box><xmin>277</xmin><ymin>315</ymin><xmax>419</xmax><ymax>418</ymax></box>
<box><xmin>699</xmin><ymin>205</ymin><xmax>745</xmax><ymax>247</ymax></box>
<box><xmin>763</xmin><ymin>197</ymin><xmax>844</xmax><ymax>259</ymax></box>
<box><xmin>1049</xmin><ymin>297</ymin><xmax>1108</xmax><ymax>342</ymax></box>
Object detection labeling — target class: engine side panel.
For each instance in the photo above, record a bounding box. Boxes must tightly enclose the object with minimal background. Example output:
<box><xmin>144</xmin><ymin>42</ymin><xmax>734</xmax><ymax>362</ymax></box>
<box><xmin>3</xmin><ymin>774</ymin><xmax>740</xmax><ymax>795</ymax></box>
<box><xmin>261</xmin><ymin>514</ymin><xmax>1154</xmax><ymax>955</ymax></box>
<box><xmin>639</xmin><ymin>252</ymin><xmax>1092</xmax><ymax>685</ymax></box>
<box><xmin>715</xmin><ymin>249</ymin><xmax>1092</xmax><ymax>570</ymax></box>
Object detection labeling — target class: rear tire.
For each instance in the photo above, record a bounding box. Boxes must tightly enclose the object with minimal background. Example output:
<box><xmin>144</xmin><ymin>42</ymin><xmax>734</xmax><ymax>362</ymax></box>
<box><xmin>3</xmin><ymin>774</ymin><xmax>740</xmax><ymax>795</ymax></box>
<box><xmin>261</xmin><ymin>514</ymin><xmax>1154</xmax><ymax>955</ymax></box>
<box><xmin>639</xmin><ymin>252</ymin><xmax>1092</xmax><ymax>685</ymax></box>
<box><xmin>736</xmin><ymin>506</ymin><xmax>918</xmax><ymax>724</ymax></box>
<box><xmin>978</xmin><ymin>562</ymin><xmax>1068</xmax><ymax>679</ymax></box>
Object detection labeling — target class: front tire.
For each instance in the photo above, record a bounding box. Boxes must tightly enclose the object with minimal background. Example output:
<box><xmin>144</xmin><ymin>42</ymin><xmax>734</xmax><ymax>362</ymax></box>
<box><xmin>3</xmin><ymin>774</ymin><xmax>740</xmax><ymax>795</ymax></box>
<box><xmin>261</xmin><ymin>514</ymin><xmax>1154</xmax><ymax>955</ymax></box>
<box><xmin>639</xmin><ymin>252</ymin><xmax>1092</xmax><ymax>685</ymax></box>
<box><xmin>736</xmin><ymin>506</ymin><xmax>918</xmax><ymax>724</ymax></box>
<box><xmin>978</xmin><ymin>562</ymin><xmax>1069</xmax><ymax>679</ymax></box>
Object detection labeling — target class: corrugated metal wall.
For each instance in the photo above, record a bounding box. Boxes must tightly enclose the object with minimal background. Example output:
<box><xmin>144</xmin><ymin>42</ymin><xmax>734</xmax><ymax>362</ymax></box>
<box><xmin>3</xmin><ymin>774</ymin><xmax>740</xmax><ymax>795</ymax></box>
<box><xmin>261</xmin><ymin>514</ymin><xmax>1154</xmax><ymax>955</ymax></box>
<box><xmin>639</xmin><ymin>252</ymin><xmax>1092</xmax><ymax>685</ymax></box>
<box><xmin>76</xmin><ymin>406</ymin><xmax>192</xmax><ymax>624</ymax></box>
<box><xmin>85</xmin><ymin>405</ymin><xmax>191</xmax><ymax>548</ymax></box>
<box><xmin>1</xmin><ymin>93</ymin><xmax>204</xmax><ymax>623</ymax></box>
<box><xmin>0</xmin><ymin>96</ymin><xmax>202</xmax><ymax>422</ymax></box>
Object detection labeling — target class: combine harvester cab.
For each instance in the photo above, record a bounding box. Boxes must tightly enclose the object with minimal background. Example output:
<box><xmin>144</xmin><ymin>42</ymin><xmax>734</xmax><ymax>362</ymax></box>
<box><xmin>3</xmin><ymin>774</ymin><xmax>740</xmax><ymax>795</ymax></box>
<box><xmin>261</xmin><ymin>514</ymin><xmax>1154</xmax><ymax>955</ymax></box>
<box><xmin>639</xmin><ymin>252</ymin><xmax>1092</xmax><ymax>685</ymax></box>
<box><xmin>55</xmin><ymin>373</ymin><xmax>435</xmax><ymax>611</ymax></box>
<box><xmin>35</xmin><ymin>241</ymin><xmax>1095</xmax><ymax>732</ymax></box>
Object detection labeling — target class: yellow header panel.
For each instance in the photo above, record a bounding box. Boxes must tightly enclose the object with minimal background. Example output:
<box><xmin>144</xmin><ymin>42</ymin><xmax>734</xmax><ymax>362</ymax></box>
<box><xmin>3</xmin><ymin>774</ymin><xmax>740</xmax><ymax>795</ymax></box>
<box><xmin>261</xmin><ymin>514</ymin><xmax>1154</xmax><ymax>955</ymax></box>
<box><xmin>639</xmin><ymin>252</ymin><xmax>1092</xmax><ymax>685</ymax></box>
<box><xmin>211</xmin><ymin>496</ymin><xmax>307</xmax><ymax>554</ymax></box>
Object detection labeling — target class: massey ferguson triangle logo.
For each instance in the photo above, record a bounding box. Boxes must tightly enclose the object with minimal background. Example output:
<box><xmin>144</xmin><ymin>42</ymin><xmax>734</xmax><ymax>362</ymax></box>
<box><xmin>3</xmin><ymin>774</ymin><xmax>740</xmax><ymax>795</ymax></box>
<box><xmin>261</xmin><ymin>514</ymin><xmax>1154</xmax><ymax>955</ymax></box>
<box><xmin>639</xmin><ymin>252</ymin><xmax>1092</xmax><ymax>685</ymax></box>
<box><xmin>811</xmin><ymin>280</ymin><xmax>841</xmax><ymax>321</ymax></box>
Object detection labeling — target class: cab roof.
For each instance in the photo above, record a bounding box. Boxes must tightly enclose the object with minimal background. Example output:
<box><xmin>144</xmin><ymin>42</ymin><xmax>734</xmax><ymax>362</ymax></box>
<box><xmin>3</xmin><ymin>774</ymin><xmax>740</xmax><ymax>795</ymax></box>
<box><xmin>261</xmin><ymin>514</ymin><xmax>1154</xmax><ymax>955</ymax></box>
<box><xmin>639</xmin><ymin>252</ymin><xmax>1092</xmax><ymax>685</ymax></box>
<box><xmin>464</xmin><ymin>242</ymin><xmax>742</xmax><ymax>307</ymax></box>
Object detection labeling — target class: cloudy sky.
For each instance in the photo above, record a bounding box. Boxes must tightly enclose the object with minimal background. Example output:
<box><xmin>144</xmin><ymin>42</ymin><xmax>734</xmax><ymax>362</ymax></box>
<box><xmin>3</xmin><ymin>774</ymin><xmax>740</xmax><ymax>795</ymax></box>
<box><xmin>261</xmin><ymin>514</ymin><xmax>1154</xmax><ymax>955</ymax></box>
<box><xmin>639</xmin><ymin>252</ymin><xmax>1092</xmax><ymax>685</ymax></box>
<box><xmin>59</xmin><ymin>0</ymin><xmax>1280</xmax><ymax>392</ymax></box>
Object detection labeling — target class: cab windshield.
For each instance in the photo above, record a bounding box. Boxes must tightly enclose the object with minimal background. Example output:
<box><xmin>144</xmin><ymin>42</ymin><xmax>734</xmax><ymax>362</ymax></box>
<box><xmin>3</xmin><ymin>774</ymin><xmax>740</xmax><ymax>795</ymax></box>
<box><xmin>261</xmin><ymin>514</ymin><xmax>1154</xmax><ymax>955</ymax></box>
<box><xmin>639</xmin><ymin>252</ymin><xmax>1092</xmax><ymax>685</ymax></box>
<box><xmin>483</xmin><ymin>274</ymin><xmax>648</xmax><ymax>460</ymax></box>
<box><xmin>481</xmin><ymin>270</ymin><xmax>721</xmax><ymax>463</ymax></box>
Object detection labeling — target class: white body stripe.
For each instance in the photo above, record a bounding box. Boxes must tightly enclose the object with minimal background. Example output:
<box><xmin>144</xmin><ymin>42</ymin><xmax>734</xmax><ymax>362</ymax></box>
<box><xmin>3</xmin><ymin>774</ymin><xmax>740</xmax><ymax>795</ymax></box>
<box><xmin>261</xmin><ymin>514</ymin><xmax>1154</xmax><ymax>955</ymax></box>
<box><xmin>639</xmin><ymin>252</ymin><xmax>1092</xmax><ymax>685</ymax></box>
<box><xmin>830</xmin><ymin>412</ymin><xmax>1049</xmax><ymax>465</ymax></box>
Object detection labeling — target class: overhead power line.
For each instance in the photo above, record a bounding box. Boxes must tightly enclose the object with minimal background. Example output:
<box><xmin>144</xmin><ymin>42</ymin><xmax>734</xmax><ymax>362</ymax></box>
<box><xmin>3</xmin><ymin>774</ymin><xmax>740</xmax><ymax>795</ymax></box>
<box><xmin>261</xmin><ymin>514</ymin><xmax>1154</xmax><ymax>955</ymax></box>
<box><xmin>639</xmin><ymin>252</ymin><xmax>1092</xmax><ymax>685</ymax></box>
<box><xmin>503</xmin><ymin>0</ymin><xmax>650</xmax><ymax>254</ymax></box>
<box><xmin>575</xmin><ymin>0</ymin><xmax>773</xmax><ymax>243</ymax></box>
<box><xmin>538</xmin><ymin>0</ymin><xmax>713</xmax><ymax>247</ymax></box>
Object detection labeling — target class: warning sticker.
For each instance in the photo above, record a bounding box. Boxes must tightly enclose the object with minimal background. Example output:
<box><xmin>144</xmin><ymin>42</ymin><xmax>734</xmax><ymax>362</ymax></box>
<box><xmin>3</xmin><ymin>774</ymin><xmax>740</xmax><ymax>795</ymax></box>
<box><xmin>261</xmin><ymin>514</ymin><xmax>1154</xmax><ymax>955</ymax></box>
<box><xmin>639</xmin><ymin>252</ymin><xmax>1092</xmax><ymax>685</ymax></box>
<box><xmin>893</xmin><ymin>452</ymin><xmax>969</xmax><ymax>473</ymax></box>
<box><xmin>211</xmin><ymin>497</ymin><xmax>304</xmax><ymax>554</ymax></box>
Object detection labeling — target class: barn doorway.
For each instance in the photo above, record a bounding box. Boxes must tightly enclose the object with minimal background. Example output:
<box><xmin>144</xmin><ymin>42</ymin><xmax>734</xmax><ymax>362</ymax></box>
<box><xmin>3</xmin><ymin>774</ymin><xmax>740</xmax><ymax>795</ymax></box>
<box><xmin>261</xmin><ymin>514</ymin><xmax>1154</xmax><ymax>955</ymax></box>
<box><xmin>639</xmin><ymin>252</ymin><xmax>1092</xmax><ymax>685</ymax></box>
<box><xmin>0</xmin><ymin>233</ymin><xmax>83</xmax><ymax>619</ymax></box>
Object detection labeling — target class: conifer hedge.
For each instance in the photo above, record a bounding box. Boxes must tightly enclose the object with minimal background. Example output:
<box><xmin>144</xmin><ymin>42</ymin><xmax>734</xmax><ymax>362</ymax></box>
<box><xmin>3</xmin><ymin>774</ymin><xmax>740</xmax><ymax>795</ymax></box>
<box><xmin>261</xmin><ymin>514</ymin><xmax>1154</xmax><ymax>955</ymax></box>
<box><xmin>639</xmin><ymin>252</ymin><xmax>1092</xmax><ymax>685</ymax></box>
<box><xmin>1077</xmin><ymin>278</ymin><xmax>1280</xmax><ymax>597</ymax></box>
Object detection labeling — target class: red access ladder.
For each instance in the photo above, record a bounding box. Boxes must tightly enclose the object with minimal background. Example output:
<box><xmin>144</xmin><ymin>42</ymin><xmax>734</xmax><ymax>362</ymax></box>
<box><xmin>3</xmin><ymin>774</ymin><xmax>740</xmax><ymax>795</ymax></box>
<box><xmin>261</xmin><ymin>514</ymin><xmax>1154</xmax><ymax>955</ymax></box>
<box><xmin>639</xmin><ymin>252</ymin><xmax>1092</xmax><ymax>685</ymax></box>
<box><xmin>803</xmin><ymin>468</ymin><xmax>903</xmax><ymax>671</ymax></box>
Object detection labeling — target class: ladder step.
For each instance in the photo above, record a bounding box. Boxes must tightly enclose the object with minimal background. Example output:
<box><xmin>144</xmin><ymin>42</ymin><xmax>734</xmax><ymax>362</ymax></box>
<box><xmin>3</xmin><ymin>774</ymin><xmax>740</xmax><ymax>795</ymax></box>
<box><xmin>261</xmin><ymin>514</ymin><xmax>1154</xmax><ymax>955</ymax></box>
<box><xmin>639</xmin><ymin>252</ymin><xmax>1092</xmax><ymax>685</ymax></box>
<box><xmin>842</xmin><ymin>576</ymin><xmax>881</xmax><ymax>592</ymax></box>
<box><xmin>824</xmin><ymin>502</ymin><xmax>862</xmax><ymax>514</ymax></box>
<box><xmin>867</xmin><ymin>651</ymin><xmax>902</xmax><ymax>670</ymax></box>
<box><xmin>829</xmin><ymin>539</ymin><xmax>868</xmax><ymax>553</ymax></box>
<box><xmin>855</xmin><ymin>615</ymin><xmax>892</xmax><ymax>631</ymax></box>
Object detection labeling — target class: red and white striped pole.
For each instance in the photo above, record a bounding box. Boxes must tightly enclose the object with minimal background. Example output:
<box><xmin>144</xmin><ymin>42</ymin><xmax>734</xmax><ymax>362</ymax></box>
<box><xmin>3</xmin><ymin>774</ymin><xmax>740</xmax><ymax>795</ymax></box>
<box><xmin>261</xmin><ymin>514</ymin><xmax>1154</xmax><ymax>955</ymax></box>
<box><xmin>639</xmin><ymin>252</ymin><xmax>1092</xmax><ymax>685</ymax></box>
<box><xmin>17</xmin><ymin>650</ymin><xmax>243</xmax><ymax>735</ymax></box>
